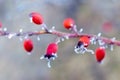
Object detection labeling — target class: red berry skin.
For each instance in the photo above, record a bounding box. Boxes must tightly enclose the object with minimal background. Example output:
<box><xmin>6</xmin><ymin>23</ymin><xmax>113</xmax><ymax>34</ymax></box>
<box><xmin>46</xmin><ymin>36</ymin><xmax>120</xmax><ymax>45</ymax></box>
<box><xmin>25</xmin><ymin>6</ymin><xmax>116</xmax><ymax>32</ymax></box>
<box><xmin>46</xmin><ymin>43</ymin><xmax>58</xmax><ymax>55</ymax></box>
<box><xmin>63</xmin><ymin>18</ymin><xmax>74</xmax><ymax>29</ymax></box>
<box><xmin>23</xmin><ymin>39</ymin><xmax>33</xmax><ymax>52</ymax></box>
<box><xmin>79</xmin><ymin>36</ymin><xmax>90</xmax><ymax>47</ymax></box>
<box><xmin>95</xmin><ymin>47</ymin><xmax>105</xmax><ymax>63</ymax></box>
<box><xmin>0</xmin><ymin>21</ymin><xmax>2</xmax><ymax>28</ymax></box>
<box><xmin>102</xmin><ymin>22</ymin><xmax>112</xmax><ymax>32</ymax></box>
<box><xmin>29</xmin><ymin>12</ymin><xmax>43</xmax><ymax>25</ymax></box>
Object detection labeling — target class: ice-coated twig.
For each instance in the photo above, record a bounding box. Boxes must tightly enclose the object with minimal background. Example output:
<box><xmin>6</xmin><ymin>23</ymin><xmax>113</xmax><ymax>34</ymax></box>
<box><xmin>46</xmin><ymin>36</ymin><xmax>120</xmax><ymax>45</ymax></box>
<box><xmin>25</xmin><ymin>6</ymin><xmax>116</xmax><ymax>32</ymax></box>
<box><xmin>0</xmin><ymin>28</ymin><xmax>120</xmax><ymax>47</ymax></box>
<box><xmin>74</xmin><ymin>45</ymin><xmax>94</xmax><ymax>54</ymax></box>
<box><xmin>47</xmin><ymin>60</ymin><xmax>51</xmax><ymax>68</ymax></box>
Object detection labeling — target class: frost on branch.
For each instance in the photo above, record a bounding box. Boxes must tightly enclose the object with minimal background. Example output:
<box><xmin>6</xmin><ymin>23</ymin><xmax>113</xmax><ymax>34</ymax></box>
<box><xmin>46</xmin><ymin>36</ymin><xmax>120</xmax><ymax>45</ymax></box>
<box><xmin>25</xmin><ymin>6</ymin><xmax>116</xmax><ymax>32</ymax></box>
<box><xmin>0</xmin><ymin>12</ymin><xmax>120</xmax><ymax>68</ymax></box>
<box><xmin>74</xmin><ymin>36</ymin><xmax>94</xmax><ymax>54</ymax></box>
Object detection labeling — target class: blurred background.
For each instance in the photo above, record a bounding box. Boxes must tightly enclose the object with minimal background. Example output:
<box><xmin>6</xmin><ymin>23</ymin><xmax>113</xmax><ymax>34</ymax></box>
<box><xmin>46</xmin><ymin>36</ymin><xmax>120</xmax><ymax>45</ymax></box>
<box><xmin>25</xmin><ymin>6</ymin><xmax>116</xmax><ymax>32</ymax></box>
<box><xmin>0</xmin><ymin>0</ymin><xmax>120</xmax><ymax>80</ymax></box>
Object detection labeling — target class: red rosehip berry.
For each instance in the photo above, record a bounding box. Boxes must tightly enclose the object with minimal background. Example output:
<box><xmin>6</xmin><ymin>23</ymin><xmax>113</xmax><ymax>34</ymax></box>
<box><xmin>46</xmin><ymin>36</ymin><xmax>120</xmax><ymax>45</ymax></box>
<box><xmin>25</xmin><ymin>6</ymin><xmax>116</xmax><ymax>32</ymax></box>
<box><xmin>45</xmin><ymin>42</ymin><xmax>58</xmax><ymax>59</ymax></box>
<box><xmin>29</xmin><ymin>12</ymin><xmax>43</xmax><ymax>25</ymax></box>
<box><xmin>102</xmin><ymin>22</ymin><xmax>112</xmax><ymax>32</ymax></box>
<box><xmin>0</xmin><ymin>21</ymin><xmax>2</xmax><ymax>28</ymax></box>
<box><xmin>23</xmin><ymin>39</ymin><xmax>33</xmax><ymax>52</ymax></box>
<box><xmin>79</xmin><ymin>36</ymin><xmax>90</xmax><ymax>47</ymax></box>
<box><xmin>47</xmin><ymin>43</ymin><xmax>58</xmax><ymax>54</ymax></box>
<box><xmin>95</xmin><ymin>47</ymin><xmax>105</xmax><ymax>63</ymax></box>
<box><xmin>63</xmin><ymin>18</ymin><xmax>75</xmax><ymax>30</ymax></box>
<box><xmin>40</xmin><ymin>42</ymin><xmax>58</xmax><ymax>68</ymax></box>
<box><xmin>75</xmin><ymin>36</ymin><xmax>91</xmax><ymax>54</ymax></box>
<box><xmin>40</xmin><ymin>42</ymin><xmax>58</xmax><ymax>59</ymax></box>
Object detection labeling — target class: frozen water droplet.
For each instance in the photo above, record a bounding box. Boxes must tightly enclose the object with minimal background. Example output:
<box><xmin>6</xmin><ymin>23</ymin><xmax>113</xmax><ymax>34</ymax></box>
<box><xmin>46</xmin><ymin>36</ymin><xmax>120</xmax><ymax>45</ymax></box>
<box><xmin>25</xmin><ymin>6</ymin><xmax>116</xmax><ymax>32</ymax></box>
<box><xmin>27</xmin><ymin>52</ymin><xmax>31</xmax><ymax>55</ymax></box>
<box><xmin>29</xmin><ymin>17</ymin><xmax>33</xmax><ymax>23</ymax></box>
<box><xmin>0</xmin><ymin>28</ymin><xmax>2</xmax><ymax>31</ymax></box>
<box><xmin>53</xmin><ymin>53</ymin><xmax>58</xmax><ymax>58</ymax></box>
<box><xmin>52</xmin><ymin>57</ymin><xmax>55</xmax><ymax>60</ymax></box>
<box><xmin>51</xmin><ymin>26</ymin><xmax>55</xmax><ymax>30</ymax></box>
<box><xmin>47</xmin><ymin>61</ymin><xmax>51</xmax><ymax>68</ymax></box>
<box><xmin>56</xmin><ymin>39</ymin><xmax>60</xmax><ymax>44</ymax></box>
<box><xmin>74</xmin><ymin>47</ymin><xmax>80</xmax><ymax>54</ymax></box>
<box><xmin>42</xmin><ymin>23</ymin><xmax>47</xmax><ymax>28</ymax></box>
<box><xmin>49</xmin><ymin>30</ymin><xmax>53</xmax><ymax>33</ymax></box>
<box><xmin>98</xmin><ymin>60</ymin><xmax>104</xmax><ymax>64</ymax></box>
<box><xmin>86</xmin><ymin>49</ymin><xmax>94</xmax><ymax>54</ymax></box>
<box><xmin>90</xmin><ymin>37</ymin><xmax>97</xmax><ymax>45</ymax></box>
<box><xmin>61</xmin><ymin>38</ymin><xmax>64</xmax><ymax>41</ymax></box>
<box><xmin>3</xmin><ymin>28</ymin><xmax>7</xmax><ymax>31</ymax></box>
<box><xmin>98</xmin><ymin>33</ymin><xmax>101</xmax><ymax>37</ymax></box>
<box><xmin>79</xmin><ymin>28</ymin><xmax>83</xmax><ymax>33</ymax></box>
<box><xmin>42</xmin><ymin>27</ymin><xmax>45</xmax><ymax>30</ymax></box>
<box><xmin>37</xmin><ymin>36</ymin><xmax>40</xmax><ymax>41</ymax></box>
<box><xmin>8</xmin><ymin>34</ymin><xmax>13</xmax><ymax>39</ymax></box>
<box><xmin>65</xmin><ymin>36</ymin><xmax>69</xmax><ymax>40</ymax></box>
<box><xmin>111</xmin><ymin>37</ymin><xmax>116</xmax><ymax>41</ymax></box>
<box><xmin>24</xmin><ymin>35</ymin><xmax>28</xmax><ymax>39</ymax></box>
<box><xmin>19</xmin><ymin>29</ymin><xmax>23</xmax><ymax>32</ymax></box>
<box><xmin>98</xmin><ymin>40</ymin><xmax>105</xmax><ymax>46</ymax></box>
<box><xmin>110</xmin><ymin>45</ymin><xmax>114</xmax><ymax>51</ymax></box>
<box><xmin>19</xmin><ymin>37</ymin><xmax>23</xmax><ymax>41</ymax></box>
<box><xmin>40</xmin><ymin>56</ymin><xmax>44</xmax><ymax>60</ymax></box>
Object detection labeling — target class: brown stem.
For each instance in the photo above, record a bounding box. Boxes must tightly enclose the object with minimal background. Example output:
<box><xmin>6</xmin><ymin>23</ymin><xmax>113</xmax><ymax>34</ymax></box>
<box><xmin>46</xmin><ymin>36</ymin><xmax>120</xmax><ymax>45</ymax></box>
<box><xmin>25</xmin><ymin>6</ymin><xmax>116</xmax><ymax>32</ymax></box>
<box><xmin>0</xmin><ymin>30</ymin><xmax>120</xmax><ymax>46</ymax></box>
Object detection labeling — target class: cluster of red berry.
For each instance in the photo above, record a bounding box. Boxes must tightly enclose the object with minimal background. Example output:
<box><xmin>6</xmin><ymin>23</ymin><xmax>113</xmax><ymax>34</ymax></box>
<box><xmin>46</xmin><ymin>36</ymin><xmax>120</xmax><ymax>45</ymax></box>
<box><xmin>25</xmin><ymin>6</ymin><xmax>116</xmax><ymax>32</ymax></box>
<box><xmin>63</xmin><ymin>17</ymin><xmax>105</xmax><ymax>63</ymax></box>
<box><xmin>21</xmin><ymin>12</ymin><xmax>106</xmax><ymax>68</ymax></box>
<box><xmin>23</xmin><ymin>12</ymin><xmax>58</xmax><ymax>68</ymax></box>
<box><xmin>75</xmin><ymin>36</ymin><xmax>105</xmax><ymax>63</ymax></box>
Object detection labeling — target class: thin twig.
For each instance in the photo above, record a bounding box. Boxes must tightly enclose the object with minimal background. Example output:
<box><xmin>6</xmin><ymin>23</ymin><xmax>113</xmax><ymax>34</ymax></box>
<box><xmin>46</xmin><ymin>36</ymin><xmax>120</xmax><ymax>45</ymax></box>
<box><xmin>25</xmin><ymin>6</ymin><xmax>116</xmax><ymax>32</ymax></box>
<box><xmin>0</xmin><ymin>29</ymin><xmax>120</xmax><ymax>46</ymax></box>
